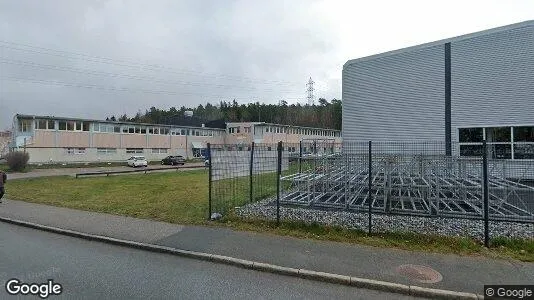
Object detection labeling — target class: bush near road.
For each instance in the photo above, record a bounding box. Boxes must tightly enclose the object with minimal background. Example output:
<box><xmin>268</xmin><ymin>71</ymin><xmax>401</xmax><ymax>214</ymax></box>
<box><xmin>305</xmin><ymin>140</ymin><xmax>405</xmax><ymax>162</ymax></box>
<box><xmin>5</xmin><ymin>151</ymin><xmax>30</xmax><ymax>172</ymax></box>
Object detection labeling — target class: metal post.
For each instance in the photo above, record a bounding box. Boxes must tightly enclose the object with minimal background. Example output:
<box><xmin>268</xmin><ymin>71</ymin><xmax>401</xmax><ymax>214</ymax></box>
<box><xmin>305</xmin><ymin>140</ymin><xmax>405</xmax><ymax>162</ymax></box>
<box><xmin>276</xmin><ymin>141</ymin><xmax>282</xmax><ymax>225</ymax></box>
<box><xmin>299</xmin><ymin>140</ymin><xmax>303</xmax><ymax>173</ymax></box>
<box><xmin>482</xmin><ymin>139</ymin><xmax>489</xmax><ymax>247</ymax></box>
<box><xmin>207</xmin><ymin>143</ymin><xmax>213</xmax><ymax>220</ymax></box>
<box><xmin>249</xmin><ymin>142</ymin><xmax>255</xmax><ymax>202</ymax></box>
<box><xmin>368</xmin><ymin>141</ymin><xmax>372</xmax><ymax>235</ymax></box>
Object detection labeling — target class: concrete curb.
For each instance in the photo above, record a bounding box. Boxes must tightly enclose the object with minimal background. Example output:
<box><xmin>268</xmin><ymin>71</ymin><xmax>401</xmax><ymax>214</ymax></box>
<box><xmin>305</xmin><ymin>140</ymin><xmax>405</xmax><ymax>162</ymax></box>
<box><xmin>0</xmin><ymin>216</ymin><xmax>481</xmax><ymax>299</ymax></box>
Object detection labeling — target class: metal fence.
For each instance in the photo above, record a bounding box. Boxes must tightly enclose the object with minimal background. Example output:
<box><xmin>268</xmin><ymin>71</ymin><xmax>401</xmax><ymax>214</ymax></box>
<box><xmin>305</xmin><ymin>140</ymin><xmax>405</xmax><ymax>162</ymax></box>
<box><xmin>208</xmin><ymin>141</ymin><xmax>534</xmax><ymax>245</ymax></box>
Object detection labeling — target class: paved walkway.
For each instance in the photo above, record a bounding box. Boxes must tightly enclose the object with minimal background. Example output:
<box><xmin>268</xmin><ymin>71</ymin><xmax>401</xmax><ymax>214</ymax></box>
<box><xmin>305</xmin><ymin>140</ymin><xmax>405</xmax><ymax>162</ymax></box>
<box><xmin>0</xmin><ymin>199</ymin><xmax>532</xmax><ymax>295</ymax></box>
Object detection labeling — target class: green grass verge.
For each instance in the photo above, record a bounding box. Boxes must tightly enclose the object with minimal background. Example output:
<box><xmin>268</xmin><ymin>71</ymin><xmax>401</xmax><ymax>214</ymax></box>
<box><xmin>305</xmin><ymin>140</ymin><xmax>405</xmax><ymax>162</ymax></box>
<box><xmin>4</xmin><ymin>169</ymin><xmax>533</xmax><ymax>262</ymax></box>
<box><xmin>220</xmin><ymin>216</ymin><xmax>534</xmax><ymax>262</ymax></box>
<box><xmin>5</xmin><ymin>170</ymin><xmax>209</xmax><ymax>224</ymax></box>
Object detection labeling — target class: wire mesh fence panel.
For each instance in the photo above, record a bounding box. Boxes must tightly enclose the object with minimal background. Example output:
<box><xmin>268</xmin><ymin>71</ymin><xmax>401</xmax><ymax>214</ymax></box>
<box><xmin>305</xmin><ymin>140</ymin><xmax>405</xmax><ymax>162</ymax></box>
<box><xmin>210</xmin><ymin>144</ymin><xmax>252</xmax><ymax>215</ymax></box>
<box><xmin>209</xmin><ymin>140</ymin><xmax>533</xmax><ymax>241</ymax></box>
<box><xmin>486</xmin><ymin>153</ymin><xmax>534</xmax><ymax>240</ymax></box>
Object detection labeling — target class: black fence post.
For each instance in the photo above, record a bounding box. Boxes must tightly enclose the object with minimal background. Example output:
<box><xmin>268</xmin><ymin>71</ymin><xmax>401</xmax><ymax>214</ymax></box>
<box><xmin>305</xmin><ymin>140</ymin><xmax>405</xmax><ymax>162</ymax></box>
<box><xmin>207</xmin><ymin>143</ymin><xmax>212</xmax><ymax>220</ymax></box>
<box><xmin>299</xmin><ymin>140</ymin><xmax>303</xmax><ymax>173</ymax></box>
<box><xmin>368</xmin><ymin>141</ymin><xmax>372</xmax><ymax>235</ymax></box>
<box><xmin>482</xmin><ymin>139</ymin><xmax>489</xmax><ymax>247</ymax></box>
<box><xmin>276</xmin><ymin>141</ymin><xmax>282</xmax><ymax>226</ymax></box>
<box><xmin>249</xmin><ymin>142</ymin><xmax>255</xmax><ymax>203</ymax></box>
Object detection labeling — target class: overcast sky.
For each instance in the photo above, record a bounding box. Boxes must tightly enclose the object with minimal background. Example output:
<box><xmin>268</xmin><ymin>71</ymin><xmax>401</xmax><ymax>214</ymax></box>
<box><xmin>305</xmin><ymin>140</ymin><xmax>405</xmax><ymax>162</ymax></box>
<box><xmin>1</xmin><ymin>0</ymin><xmax>533</xmax><ymax>130</ymax></box>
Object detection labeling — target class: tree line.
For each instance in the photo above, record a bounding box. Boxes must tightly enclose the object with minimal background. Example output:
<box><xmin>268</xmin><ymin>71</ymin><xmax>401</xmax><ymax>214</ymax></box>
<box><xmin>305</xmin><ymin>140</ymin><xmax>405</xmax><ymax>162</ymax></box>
<box><xmin>106</xmin><ymin>98</ymin><xmax>342</xmax><ymax>130</ymax></box>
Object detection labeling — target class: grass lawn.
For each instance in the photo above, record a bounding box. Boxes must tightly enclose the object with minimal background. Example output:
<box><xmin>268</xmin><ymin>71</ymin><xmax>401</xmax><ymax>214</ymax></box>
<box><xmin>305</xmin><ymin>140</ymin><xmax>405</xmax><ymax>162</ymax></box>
<box><xmin>5</xmin><ymin>168</ymin><xmax>534</xmax><ymax>262</ymax></box>
<box><xmin>6</xmin><ymin>170</ymin><xmax>210</xmax><ymax>224</ymax></box>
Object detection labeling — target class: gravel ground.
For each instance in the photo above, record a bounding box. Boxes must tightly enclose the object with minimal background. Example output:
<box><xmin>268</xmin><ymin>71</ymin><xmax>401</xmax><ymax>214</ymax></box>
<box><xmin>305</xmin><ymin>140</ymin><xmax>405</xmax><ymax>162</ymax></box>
<box><xmin>235</xmin><ymin>197</ymin><xmax>534</xmax><ymax>240</ymax></box>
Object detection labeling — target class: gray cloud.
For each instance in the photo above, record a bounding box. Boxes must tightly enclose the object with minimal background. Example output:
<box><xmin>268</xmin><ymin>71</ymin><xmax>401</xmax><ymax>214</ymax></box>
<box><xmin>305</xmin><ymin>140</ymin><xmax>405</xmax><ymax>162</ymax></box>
<box><xmin>0</xmin><ymin>0</ymin><xmax>338</xmax><ymax>129</ymax></box>
<box><xmin>1</xmin><ymin>0</ymin><xmax>532</xmax><ymax>130</ymax></box>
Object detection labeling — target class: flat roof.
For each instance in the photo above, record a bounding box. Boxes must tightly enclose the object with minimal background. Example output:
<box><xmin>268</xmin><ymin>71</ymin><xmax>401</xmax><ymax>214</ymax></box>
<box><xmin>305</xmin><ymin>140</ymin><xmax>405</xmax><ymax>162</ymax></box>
<box><xmin>228</xmin><ymin>121</ymin><xmax>340</xmax><ymax>132</ymax></box>
<box><xmin>15</xmin><ymin>114</ymin><xmax>225</xmax><ymax>131</ymax></box>
<box><xmin>344</xmin><ymin>20</ymin><xmax>534</xmax><ymax>67</ymax></box>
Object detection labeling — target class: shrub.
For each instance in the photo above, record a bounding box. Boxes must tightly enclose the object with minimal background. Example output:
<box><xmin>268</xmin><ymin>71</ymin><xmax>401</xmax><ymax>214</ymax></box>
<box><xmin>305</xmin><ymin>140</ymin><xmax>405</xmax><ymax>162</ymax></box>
<box><xmin>5</xmin><ymin>151</ymin><xmax>30</xmax><ymax>172</ymax></box>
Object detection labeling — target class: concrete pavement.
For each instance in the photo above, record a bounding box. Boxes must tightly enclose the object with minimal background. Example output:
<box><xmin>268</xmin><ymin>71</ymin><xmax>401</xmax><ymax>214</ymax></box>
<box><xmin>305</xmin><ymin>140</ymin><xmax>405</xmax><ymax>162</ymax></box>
<box><xmin>0</xmin><ymin>199</ymin><xmax>531</xmax><ymax>297</ymax></box>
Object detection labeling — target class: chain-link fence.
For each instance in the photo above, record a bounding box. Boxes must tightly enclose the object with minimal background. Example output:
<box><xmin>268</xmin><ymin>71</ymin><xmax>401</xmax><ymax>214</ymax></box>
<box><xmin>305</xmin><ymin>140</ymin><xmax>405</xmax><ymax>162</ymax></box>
<box><xmin>208</xmin><ymin>141</ymin><xmax>534</xmax><ymax>245</ymax></box>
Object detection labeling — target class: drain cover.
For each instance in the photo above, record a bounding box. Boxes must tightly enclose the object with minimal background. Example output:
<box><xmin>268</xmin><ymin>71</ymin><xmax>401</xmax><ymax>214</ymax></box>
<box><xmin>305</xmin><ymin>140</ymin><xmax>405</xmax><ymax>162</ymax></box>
<box><xmin>396</xmin><ymin>264</ymin><xmax>443</xmax><ymax>283</ymax></box>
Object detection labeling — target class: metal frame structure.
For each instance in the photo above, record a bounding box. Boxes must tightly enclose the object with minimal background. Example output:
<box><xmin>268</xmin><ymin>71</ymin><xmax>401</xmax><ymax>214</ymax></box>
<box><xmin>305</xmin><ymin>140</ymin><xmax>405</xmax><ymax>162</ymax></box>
<box><xmin>281</xmin><ymin>154</ymin><xmax>534</xmax><ymax>222</ymax></box>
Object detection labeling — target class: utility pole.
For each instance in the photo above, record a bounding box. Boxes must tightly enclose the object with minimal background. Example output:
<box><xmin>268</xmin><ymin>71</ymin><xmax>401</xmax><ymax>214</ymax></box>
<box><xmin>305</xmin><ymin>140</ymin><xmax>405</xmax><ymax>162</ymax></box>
<box><xmin>306</xmin><ymin>77</ymin><xmax>315</xmax><ymax>106</ymax></box>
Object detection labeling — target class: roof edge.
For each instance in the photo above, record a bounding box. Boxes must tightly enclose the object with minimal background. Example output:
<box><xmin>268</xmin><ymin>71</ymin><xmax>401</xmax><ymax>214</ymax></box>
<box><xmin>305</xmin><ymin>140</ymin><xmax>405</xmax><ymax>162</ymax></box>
<box><xmin>13</xmin><ymin>114</ymin><xmax>225</xmax><ymax>130</ymax></box>
<box><xmin>343</xmin><ymin>20</ymin><xmax>534</xmax><ymax>68</ymax></box>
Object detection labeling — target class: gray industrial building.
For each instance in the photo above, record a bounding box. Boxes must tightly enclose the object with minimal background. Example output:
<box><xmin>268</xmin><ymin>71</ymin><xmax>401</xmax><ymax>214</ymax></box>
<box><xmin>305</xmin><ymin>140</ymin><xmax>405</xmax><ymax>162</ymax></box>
<box><xmin>342</xmin><ymin>20</ymin><xmax>534</xmax><ymax>159</ymax></box>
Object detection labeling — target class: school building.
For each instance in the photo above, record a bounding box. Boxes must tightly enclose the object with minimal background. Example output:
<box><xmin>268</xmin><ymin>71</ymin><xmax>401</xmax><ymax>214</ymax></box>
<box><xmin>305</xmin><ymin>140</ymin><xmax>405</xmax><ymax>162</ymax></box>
<box><xmin>9</xmin><ymin>114</ymin><xmax>342</xmax><ymax>164</ymax></box>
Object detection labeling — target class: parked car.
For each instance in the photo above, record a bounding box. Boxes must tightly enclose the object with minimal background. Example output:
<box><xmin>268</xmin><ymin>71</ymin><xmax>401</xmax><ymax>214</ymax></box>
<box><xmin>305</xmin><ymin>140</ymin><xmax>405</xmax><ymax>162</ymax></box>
<box><xmin>127</xmin><ymin>156</ymin><xmax>148</xmax><ymax>167</ymax></box>
<box><xmin>161</xmin><ymin>155</ymin><xmax>185</xmax><ymax>166</ymax></box>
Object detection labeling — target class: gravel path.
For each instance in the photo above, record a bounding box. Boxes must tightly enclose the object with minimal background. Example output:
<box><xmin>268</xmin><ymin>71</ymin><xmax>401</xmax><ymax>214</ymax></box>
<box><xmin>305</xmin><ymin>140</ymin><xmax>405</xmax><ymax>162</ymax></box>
<box><xmin>235</xmin><ymin>197</ymin><xmax>534</xmax><ymax>240</ymax></box>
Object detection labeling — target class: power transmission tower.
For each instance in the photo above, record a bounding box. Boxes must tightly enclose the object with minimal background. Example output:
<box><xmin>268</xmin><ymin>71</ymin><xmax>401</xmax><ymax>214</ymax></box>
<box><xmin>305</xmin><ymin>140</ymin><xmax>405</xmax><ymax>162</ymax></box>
<box><xmin>306</xmin><ymin>77</ymin><xmax>315</xmax><ymax>106</ymax></box>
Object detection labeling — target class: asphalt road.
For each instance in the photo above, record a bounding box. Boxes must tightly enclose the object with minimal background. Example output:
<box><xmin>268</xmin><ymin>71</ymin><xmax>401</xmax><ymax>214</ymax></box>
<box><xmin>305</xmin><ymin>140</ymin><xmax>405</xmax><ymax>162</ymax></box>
<box><xmin>0</xmin><ymin>223</ymin><xmax>421</xmax><ymax>300</ymax></box>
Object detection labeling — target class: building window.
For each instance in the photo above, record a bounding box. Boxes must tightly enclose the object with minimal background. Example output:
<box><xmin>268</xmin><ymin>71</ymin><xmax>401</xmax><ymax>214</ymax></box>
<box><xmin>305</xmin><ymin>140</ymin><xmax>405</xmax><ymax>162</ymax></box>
<box><xmin>35</xmin><ymin>119</ymin><xmax>55</xmax><ymax>130</ymax></box>
<box><xmin>36</xmin><ymin>119</ymin><xmax>47</xmax><ymax>129</ymax></box>
<box><xmin>513</xmin><ymin>126</ymin><xmax>534</xmax><ymax>159</ymax></box>
<box><xmin>152</xmin><ymin>148</ymin><xmax>168</xmax><ymax>154</ymax></box>
<box><xmin>59</xmin><ymin>121</ymin><xmax>67</xmax><ymax>131</ymax></box>
<box><xmin>244</xmin><ymin>127</ymin><xmax>251</xmax><ymax>133</ymax></box>
<box><xmin>459</xmin><ymin>128</ymin><xmax>483</xmax><ymax>143</ymax></box>
<box><xmin>66</xmin><ymin>148</ymin><xmax>86</xmax><ymax>155</ymax></box>
<box><xmin>514</xmin><ymin>127</ymin><xmax>534</xmax><ymax>142</ymax></box>
<box><xmin>18</xmin><ymin>119</ymin><xmax>32</xmax><ymax>132</ymax></box>
<box><xmin>486</xmin><ymin>127</ymin><xmax>511</xmax><ymax>143</ymax></box>
<box><xmin>65</xmin><ymin>121</ymin><xmax>74</xmax><ymax>131</ymax></box>
<box><xmin>97</xmin><ymin>148</ymin><xmax>117</xmax><ymax>154</ymax></box>
<box><xmin>126</xmin><ymin>148</ymin><xmax>144</xmax><ymax>154</ymax></box>
<box><xmin>141</xmin><ymin>128</ymin><xmax>146</xmax><ymax>134</ymax></box>
<box><xmin>458</xmin><ymin>126</ymin><xmax>534</xmax><ymax>159</ymax></box>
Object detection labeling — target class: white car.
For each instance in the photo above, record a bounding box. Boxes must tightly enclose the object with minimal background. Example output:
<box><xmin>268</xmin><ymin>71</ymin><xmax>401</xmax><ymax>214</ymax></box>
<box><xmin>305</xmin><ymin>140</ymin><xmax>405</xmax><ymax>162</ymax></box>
<box><xmin>127</xmin><ymin>156</ymin><xmax>148</xmax><ymax>167</ymax></box>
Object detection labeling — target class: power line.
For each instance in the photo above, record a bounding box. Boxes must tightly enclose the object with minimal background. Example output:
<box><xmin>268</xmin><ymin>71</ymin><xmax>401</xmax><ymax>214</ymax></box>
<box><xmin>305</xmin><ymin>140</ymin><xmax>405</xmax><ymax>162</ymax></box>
<box><xmin>0</xmin><ymin>40</ymin><xmax>304</xmax><ymax>87</ymax></box>
<box><xmin>0</xmin><ymin>75</ymin><xmax>309</xmax><ymax>101</ymax></box>
<box><xmin>0</xmin><ymin>58</ymin><xmax>311</xmax><ymax>93</ymax></box>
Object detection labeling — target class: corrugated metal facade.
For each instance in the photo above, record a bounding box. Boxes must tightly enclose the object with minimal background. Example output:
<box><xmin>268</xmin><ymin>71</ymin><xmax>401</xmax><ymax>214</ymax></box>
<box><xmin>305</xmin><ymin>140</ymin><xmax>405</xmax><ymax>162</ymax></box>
<box><xmin>451</xmin><ymin>25</ymin><xmax>534</xmax><ymax>142</ymax></box>
<box><xmin>342</xmin><ymin>21</ymin><xmax>534</xmax><ymax>146</ymax></box>
<box><xmin>343</xmin><ymin>45</ymin><xmax>445</xmax><ymax>142</ymax></box>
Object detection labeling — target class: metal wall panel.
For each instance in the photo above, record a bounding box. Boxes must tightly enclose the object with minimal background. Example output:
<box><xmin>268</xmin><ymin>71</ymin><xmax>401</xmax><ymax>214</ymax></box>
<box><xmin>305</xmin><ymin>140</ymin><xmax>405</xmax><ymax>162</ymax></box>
<box><xmin>451</xmin><ymin>25</ymin><xmax>534</xmax><ymax>143</ymax></box>
<box><xmin>342</xmin><ymin>45</ymin><xmax>445</xmax><ymax>143</ymax></box>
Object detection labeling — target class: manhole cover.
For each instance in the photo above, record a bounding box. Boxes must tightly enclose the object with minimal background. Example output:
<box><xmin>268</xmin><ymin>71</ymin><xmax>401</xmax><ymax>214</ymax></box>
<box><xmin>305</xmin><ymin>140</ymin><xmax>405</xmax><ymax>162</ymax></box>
<box><xmin>396</xmin><ymin>264</ymin><xmax>443</xmax><ymax>283</ymax></box>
